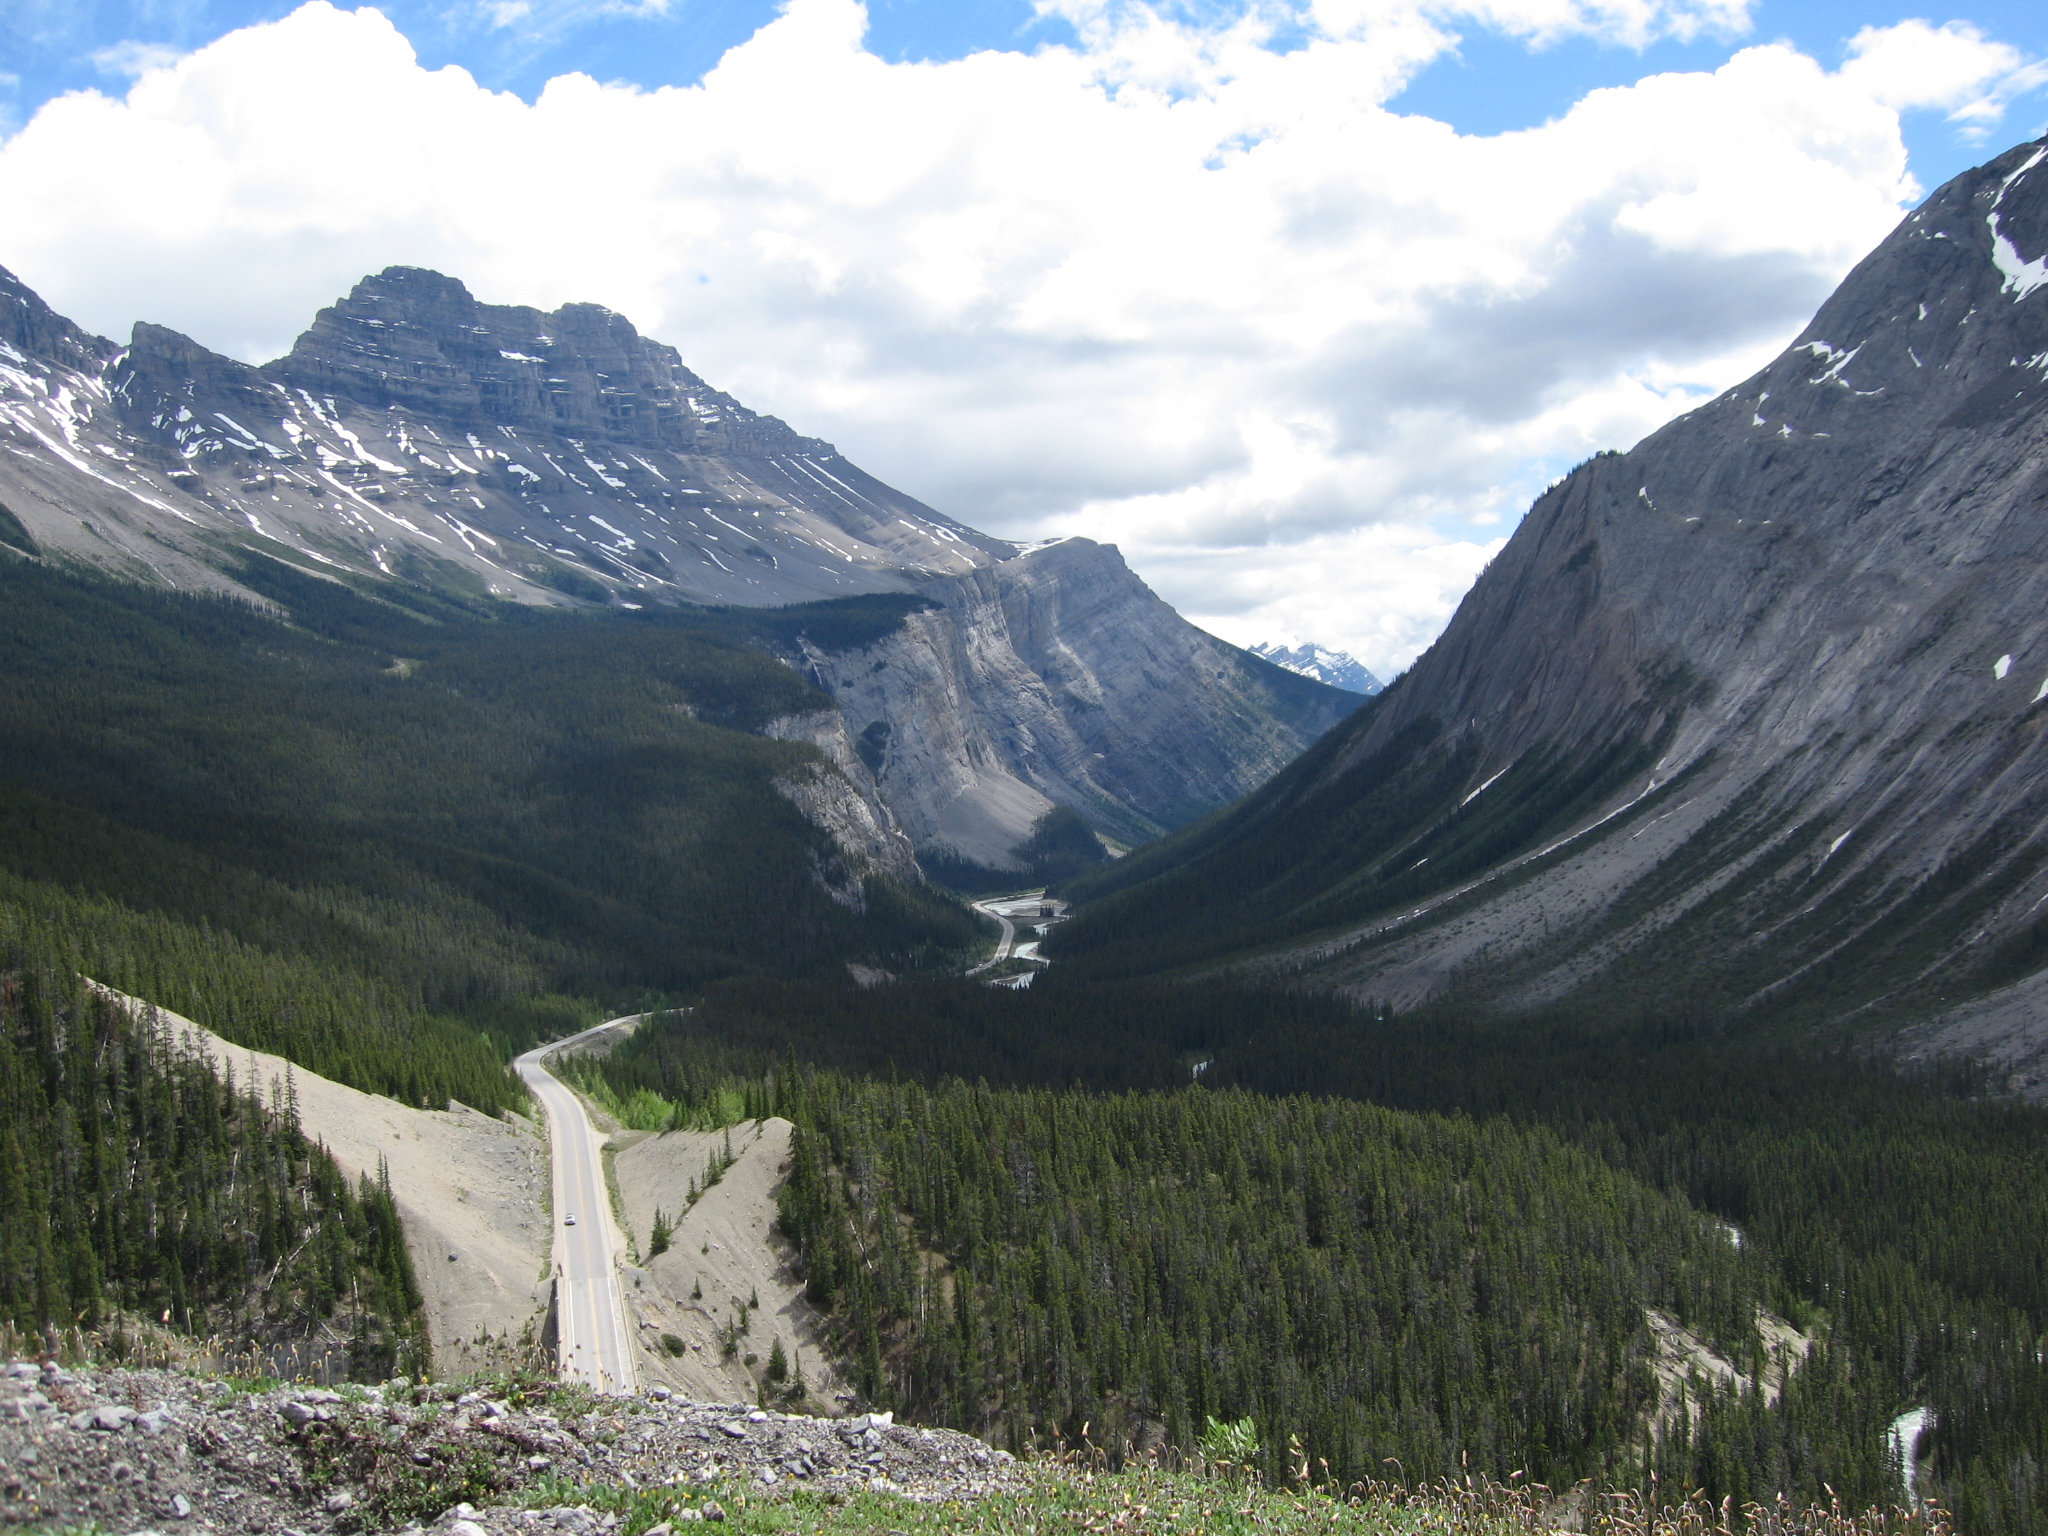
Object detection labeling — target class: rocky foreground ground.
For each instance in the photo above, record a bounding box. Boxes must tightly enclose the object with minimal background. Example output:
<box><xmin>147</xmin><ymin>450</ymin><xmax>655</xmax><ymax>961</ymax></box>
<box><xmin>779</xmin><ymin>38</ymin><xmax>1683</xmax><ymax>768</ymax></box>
<box><xmin>0</xmin><ymin>1362</ymin><xmax>1018</xmax><ymax>1535</ymax></box>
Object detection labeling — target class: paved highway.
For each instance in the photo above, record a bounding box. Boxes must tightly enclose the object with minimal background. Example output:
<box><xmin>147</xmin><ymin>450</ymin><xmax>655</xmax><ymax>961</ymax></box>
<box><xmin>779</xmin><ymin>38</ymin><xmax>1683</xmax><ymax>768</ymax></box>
<box><xmin>969</xmin><ymin>891</ymin><xmax>1071</xmax><ymax>988</ymax></box>
<box><xmin>968</xmin><ymin>891</ymin><xmax>1044</xmax><ymax>972</ymax></box>
<box><xmin>516</xmin><ymin>1019</ymin><xmax>641</xmax><ymax>1396</ymax></box>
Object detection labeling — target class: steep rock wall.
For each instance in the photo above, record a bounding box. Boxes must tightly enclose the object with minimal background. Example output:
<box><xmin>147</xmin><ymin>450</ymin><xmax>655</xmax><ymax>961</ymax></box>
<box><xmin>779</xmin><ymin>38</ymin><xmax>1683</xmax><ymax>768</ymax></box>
<box><xmin>1057</xmin><ymin>136</ymin><xmax>2048</xmax><ymax>1057</ymax></box>
<box><xmin>760</xmin><ymin>710</ymin><xmax>923</xmax><ymax>886</ymax></box>
<box><xmin>798</xmin><ymin>539</ymin><xmax>1361</xmax><ymax>868</ymax></box>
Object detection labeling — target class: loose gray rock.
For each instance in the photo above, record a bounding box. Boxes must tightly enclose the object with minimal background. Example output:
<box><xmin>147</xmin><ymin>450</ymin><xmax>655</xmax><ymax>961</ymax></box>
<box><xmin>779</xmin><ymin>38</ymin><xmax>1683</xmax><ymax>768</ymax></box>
<box><xmin>0</xmin><ymin>1356</ymin><xmax>1017</xmax><ymax>1536</ymax></box>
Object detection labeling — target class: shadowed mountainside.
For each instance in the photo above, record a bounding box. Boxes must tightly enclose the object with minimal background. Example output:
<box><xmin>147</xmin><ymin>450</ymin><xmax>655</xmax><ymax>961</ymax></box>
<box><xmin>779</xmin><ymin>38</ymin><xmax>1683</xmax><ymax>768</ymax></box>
<box><xmin>1054</xmin><ymin>135</ymin><xmax>2048</xmax><ymax>1084</ymax></box>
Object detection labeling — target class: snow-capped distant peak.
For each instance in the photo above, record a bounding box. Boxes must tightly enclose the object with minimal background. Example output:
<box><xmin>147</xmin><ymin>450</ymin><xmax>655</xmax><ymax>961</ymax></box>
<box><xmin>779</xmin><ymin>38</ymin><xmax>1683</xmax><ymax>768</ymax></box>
<box><xmin>1248</xmin><ymin>641</ymin><xmax>1383</xmax><ymax>696</ymax></box>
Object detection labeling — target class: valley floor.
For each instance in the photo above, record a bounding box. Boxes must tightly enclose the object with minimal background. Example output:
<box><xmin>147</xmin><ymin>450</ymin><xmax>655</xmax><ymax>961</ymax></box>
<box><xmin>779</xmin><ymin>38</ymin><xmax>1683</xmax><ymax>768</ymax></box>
<box><xmin>109</xmin><ymin>989</ymin><xmax>841</xmax><ymax>1414</ymax></box>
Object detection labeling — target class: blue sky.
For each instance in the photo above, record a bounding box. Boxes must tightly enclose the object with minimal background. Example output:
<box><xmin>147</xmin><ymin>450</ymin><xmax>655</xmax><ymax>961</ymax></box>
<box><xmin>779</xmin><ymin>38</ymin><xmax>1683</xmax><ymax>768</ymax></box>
<box><xmin>8</xmin><ymin>0</ymin><xmax>2041</xmax><ymax>187</ymax></box>
<box><xmin>1393</xmin><ymin>0</ymin><xmax>2046</xmax><ymax>185</ymax></box>
<box><xmin>2</xmin><ymin>0</ymin><xmax>2045</xmax><ymax>667</ymax></box>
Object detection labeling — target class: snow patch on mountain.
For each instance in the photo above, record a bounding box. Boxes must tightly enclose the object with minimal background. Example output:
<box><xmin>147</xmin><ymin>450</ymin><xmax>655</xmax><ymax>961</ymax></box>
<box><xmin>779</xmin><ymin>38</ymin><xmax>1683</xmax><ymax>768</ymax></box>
<box><xmin>1248</xmin><ymin>641</ymin><xmax>1383</xmax><ymax>696</ymax></box>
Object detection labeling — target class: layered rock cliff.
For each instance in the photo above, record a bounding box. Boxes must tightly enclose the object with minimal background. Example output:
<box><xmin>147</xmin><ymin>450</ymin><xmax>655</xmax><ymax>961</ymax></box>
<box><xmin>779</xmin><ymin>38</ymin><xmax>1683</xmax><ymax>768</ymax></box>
<box><xmin>0</xmin><ymin>265</ymin><xmax>1010</xmax><ymax>609</ymax></box>
<box><xmin>795</xmin><ymin>539</ymin><xmax>1360</xmax><ymax>868</ymax></box>
<box><xmin>760</xmin><ymin>709</ymin><xmax>923</xmax><ymax>888</ymax></box>
<box><xmin>1057</xmin><ymin>136</ymin><xmax>2048</xmax><ymax>1079</ymax></box>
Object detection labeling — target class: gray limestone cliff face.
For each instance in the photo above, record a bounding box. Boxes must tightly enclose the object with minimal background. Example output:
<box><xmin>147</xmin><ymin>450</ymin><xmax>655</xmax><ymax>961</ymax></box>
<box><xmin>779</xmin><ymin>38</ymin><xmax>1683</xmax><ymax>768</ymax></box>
<box><xmin>760</xmin><ymin>710</ymin><xmax>923</xmax><ymax>886</ymax></box>
<box><xmin>0</xmin><ymin>268</ymin><xmax>115</xmax><ymax>375</ymax></box>
<box><xmin>798</xmin><ymin>539</ymin><xmax>1360</xmax><ymax>869</ymax></box>
<box><xmin>1319</xmin><ymin>137</ymin><xmax>2048</xmax><ymax>801</ymax></box>
<box><xmin>269</xmin><ymin>266</ymin><xmax>825</xmax><ymax>458</ymax></box>
<box><xmin>1075</xmin><ymin>136</ymin><xmax>2048</xmax><ymax>1077</ymax></box>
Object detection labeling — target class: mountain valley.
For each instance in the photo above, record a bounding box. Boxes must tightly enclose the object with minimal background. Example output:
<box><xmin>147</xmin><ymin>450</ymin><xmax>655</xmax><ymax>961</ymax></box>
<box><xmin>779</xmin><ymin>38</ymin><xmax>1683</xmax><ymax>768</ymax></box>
<box><xmin>8</xmin><ymin>132</ymin><xmax>2048</xmax><ymax>1536</ymax></box>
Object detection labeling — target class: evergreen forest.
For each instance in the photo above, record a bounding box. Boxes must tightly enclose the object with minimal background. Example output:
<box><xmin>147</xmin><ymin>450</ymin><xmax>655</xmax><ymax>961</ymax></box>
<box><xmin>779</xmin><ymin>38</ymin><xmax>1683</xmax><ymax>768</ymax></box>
<box><xmin>0</xmin><ymin>556</ymin><xmax>976</xmax><ymax>1115</ymax></box>
<box><xmin>0</xmin><ymin>555</ymin><xmax>972</xmax><ymax>1360</ymax></box>
<box><xmin>5</xmin><ymin>553</ymin><xmax>2048</xmax><ymax>1536</ymax></box>
<box><xmin>0</xmin><ymin>922</ymin><xmax>428</xmax><ymax>1377</ymax></box>
<box><xmin>581</xmin><ymin>977</ymin><xmax>2048</xmax><ymax>1536</ymax></box>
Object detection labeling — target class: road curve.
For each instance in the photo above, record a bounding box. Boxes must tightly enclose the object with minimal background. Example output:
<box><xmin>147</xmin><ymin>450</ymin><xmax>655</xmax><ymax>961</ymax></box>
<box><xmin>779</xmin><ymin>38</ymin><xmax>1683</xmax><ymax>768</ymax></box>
<box><xmin>967</xmin><ymin>890</ymin><xmax>1043</xmax><ymax>973</ymax></box>
<box><xmin>515</xmin><ymin>1019</ymin><xmax>641</xmax><ymax>1397</ymax></box>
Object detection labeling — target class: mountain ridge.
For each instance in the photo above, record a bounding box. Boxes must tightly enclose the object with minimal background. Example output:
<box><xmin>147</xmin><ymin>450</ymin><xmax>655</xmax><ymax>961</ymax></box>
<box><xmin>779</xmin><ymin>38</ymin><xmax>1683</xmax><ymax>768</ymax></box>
<box><xmin>0</xmin><ymin>263</ymin><xmax>1012</xmax><ymax>608</ymax></box>
<box><xmin>1053</xmin><ymin>134</ymin><xmax>2048</xmax><ymax>1082</ymax></box>
<box><xmin>1248</xmin><ymin>640</ymin><xmax>1383</xmax><ymax>695</ymax></box>
<box><xmin>0</xmin><ymin>263</ymin><xmax>1357</xmax><ymax>876</ymax></box>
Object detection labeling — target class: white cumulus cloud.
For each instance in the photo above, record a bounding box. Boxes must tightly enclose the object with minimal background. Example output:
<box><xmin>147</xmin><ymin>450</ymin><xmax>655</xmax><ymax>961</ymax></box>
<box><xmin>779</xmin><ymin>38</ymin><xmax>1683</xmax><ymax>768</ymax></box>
<box><xmin>0</xmin><ymin>0</ymin><xmax>2034</xmax><ymax>673</ymax></box>
<box><xmin>1840</xmin><ymin>18</ymin><xmax>2048</xmax><ymax>135</ymax></box>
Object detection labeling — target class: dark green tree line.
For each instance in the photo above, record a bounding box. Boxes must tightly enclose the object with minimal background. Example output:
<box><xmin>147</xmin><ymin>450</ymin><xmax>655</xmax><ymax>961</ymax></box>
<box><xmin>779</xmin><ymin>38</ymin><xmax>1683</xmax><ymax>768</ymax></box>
<box><xmin>774</xmin><ymin>1073</ymin><xmax>1768</xmax><ymax>1494</ymax></box>
<box><xmin>0</xmin><ymin>940</ymin><xmax>428</xmax><ymax>1377</ymax></box>
<box><xmin>594</xmin><ymin>979</ymin><xmax>2048</xmax><ymax>1534</ymax></box>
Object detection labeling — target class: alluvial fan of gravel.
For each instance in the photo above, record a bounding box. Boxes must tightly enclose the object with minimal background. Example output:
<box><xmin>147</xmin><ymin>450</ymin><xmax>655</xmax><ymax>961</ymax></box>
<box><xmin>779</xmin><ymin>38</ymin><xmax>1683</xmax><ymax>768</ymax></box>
<box><xmin>0</xmin><ymin>1360</ymin><xmax>1018</xmax><ymax>1535</ymax></box>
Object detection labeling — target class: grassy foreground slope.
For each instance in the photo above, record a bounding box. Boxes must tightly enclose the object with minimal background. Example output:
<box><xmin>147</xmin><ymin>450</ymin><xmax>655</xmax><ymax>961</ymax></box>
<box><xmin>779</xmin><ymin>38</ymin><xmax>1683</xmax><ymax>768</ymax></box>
<box><xmin>511</xmin><ymin>1455</ymin><xmax>1957</xmax><ymax>1536</ymax></box>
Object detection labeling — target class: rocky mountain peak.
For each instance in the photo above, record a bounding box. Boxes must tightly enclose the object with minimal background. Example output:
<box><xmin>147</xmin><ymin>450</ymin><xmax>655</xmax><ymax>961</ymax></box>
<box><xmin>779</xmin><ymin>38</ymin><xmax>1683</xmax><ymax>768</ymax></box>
<box><xmin>1248</xmin><ymin>641</ymin><xmax>1382</xmax><ymax>695</ymax></box>
<box><xmin>0</xmin><ymin>264</ymin><xmax>116</xmax><ymax>376</ymax></box>
<box><xmin>267</xmin><ymin>265</ymin><xmax>826</xmax><ymax>458</ymax></box>
<box><xmin>0</xmin><ymin>261</ymin><xmax>1019</xmax><ymax>608</ymax></box>
<box><xmin>0</xmin><ymin>263</ymin><xmax>1355</xmax><ymax>881</ymax></box>
<box><xmin>1057</xmin><ymin>135</ymin><xmax>2048</xmax><ymax>1078</ymax></box>
<box><xmin>1662</xmin><ymin>138</ymin><xmax>2048</xmax><ymax>478</ymax></box>
<box><xmin>117</xmin><ymin>321</ymin><xmax>273</xmax><ymax>412</ymax></box>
